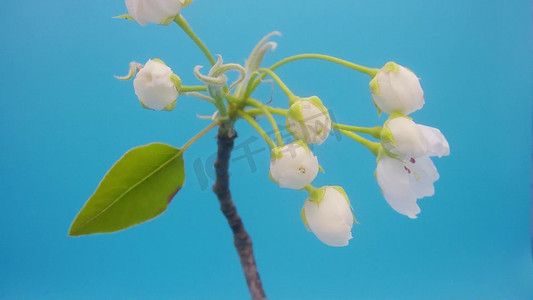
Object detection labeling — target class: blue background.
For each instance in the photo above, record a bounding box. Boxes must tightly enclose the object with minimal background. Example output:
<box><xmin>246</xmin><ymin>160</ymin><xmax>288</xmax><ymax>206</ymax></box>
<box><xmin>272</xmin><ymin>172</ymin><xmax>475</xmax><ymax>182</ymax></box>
<box><xmin>1</xmin><ymin>0</ymin><xmax>532</xmax><ymax>299</ymax></box>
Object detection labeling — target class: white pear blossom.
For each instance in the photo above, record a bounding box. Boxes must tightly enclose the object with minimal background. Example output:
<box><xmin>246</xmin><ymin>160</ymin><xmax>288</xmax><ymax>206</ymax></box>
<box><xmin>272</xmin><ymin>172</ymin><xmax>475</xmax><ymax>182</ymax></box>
<box><xmin>369</xmin><ymin>62</ymin><xmax>424</xmax><ymax>115</ymax></box>
<box><xmin>302</xmin><ymin>186</ymin><xmax>354</xmax><ymax>247</ymax></box>
<box><xmin>125</xmin><ymin>0</ymin><xmax>189</xmax><ymax>26</ymax></box>
<box><xmin>377</xmin><ymin>115</ymin><xmax>449</xmax><ymax>218</ymax></box>
<box><xmin>269</xmin><ymin>141</ymin><xmax>319</xmax><ymax>189</ymax></box>
<box><xmin>381</xmin><ymin>116</ymin><xmax>451</xmax><ymax>159</ymax></box>
<box><xmin>286</xmin><ymin>96</ymin><xmax>332</xmax><ymax>145</ymax></box>
<box><xmin>133</xmin><ymin>59</ymin><xmax>181</xmax><ymax>111</ymax></box>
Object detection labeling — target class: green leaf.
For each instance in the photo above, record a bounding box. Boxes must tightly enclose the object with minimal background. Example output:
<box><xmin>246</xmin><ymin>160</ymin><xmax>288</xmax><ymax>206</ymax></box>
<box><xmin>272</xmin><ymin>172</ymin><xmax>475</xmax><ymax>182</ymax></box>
<box><xmin>69</xmin><ymin>143</ymin><xmax>185</xmax><ymax>236</ymax></box>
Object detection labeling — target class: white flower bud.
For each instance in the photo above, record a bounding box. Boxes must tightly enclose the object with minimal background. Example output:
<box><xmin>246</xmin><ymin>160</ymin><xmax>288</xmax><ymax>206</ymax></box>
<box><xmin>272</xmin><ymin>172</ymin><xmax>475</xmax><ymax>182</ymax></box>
<box><xmin>133</xmin><ymin>59</ymin><xmax>181</xmax><ymax>111</ymax></box>
<box><xmin>125</xmin><ymin>0</ymin><xmax>184</xmax><ymax>26</ymax></box>
<box><xmin>286</xmin><ymin>96</ymin><xmax>332</xmax><ymax>145</ymax></box>
<box><xmin>381</xmin><ymin>116</ymin><xmax>449</xmax><ymax>159</ymax></box>
<box><xmin>369</xmin><ymin>62</ymin><xmax>424</xmax><ymax>115</ymax></box>
<box><xmin>269</xmin><ymin>141</ymin><xmax>319</xmax><ymax>189</ymax></box>
<box><xmin>381</xmin><ymin>116</ymin><xmax>427</xmax><ymax>159</ymax></box>
<box><xmin>302</xmin><ymin>186</ymin><xmax>354</xmax><ymax>247</ymax></box>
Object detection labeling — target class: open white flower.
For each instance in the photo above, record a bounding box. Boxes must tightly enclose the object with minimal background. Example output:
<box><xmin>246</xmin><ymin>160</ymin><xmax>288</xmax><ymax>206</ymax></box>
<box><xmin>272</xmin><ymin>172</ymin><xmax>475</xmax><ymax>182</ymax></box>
<box><xmin>369</xmin><ymin>62</ymin><xmax>424</xmax><ymax>115</ymax></box>
<box><xmin>133</xmin><ymin>59</ymin><xmax>181</xmax><ymax>111</ymax></box>
<box><xmin>377</xmin><ymin>155</ymin><xmax>438</xmax><ymax>218</ymax></box>
<box><xmin>302</xmin><ymin>186</ymin><xmax>354</xmax><ymax>247</ymax></box>
<box><xmin>125</xmin><ymin>0</ymin><xmax>187</xmax><ymax>26</ymax></box>
<box><xmin>376</xmin><ymin>116</ymin><xmax>449</xmax><ymax>218</ymax></box>
<box><xmin>286</xmin><ymin>96</ymin><xmax>332</xmax><ymax>145</ymax></box>
<box><xmin>269</xmin><ymin>141</ymin><xmax>319</xmax><ymax>189</ymax></box>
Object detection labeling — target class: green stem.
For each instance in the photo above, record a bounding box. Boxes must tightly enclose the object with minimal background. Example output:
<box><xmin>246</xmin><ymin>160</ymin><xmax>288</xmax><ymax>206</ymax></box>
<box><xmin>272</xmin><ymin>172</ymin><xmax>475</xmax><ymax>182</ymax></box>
<box><xmin>181</xmin><ymin>120</ymin><xmax>220</xmax><ymax>152</ymax></box>
<box><xmin>256</xmin><ymin>68</ymin><xmax>298</xmax><ymax>103</ymax></box>
<box><xmin>225</xmin><ymin>94</ymin><xmax>245</xmax><ymax>107</ymax></box>
<box><xmin>246</xmin><ymin>54</ymin><xmax>378</xmax><ymax>97</ymax></box>
<box><xmin>337</xmin><ymin>129</ymin><xmax>381</xmax><ymax>156</ymax></box>
<box><xmin>246</xmin><ymin>99</ymin><xmax>284</xmax><ymax>146</ymax></box>
<box><xmin>304</xmin><ymin>184</ymin><xmax>317</xmax><ymax>194</ymax></box>
<box><xmin>270</xmin><ymin>54</ymin><xmax>378</xmax><ymax>76</ymax></box>
<box><xmin>304</xmin><ymin>184</ymin><xmax>325</xmax><ymax>202</ymax></box>
<box><xmin>237</xmin><ymin>110</ymin><xmax>277</xmax><ymax>149</ymax></box>
<box><xmin>180</xmin><ymin>85</ymin><xmax>207</xmax><ymax>93</ymax></box>
<box><xmin>213</xmin><ymin>94</ymin><xmax>228</xmax><ymax>118</ymax></box>
<box><xmin>245</xmin><ymin>106</ymin><xmax>287</xmax><ymax>117</ymax></box>
<box><xmin>242</xmin><ymin>72</ymin><xmax>260</xmax><ymax>100</ymax></box>
<box><xmin>174</xmin><ymin>15</ymin><xmax>216</xmax><ymax>66</ymax></box>
<box><xmin>180</xmin><ymin>92</ymin><xmax>216</xmax><ymax>104</ymax></box>
<box><xmin>333</xmin><ymin>124</ymin><xmax>382</xmax><ymax>139</ymax></box>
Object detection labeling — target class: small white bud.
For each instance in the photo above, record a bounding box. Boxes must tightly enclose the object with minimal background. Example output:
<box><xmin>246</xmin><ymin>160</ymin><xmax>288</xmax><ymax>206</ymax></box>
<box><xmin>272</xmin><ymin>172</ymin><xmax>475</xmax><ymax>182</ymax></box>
<box><xmin>302</xmin><ymin>186</ymin><xmax>354</xmax><ymax>247</ymax></box>
<box><xmin>381</xmin><ymin>116</ymin><xmax>449</xmax><ymax>159</ymax></box>
<box><xmin>369</xmin><ymin>62</ymin><xmax>424</xmax><ymax>115</ymax></box>
<box><xmin>133</xmin><ymin>59</ymin><xmax>181</xmax><ymax>111</ymax></box>
<box><xmin>125</xmin><ymin>0</ymin><xmax>184</xmax><ymax>26</ymax></box>
<box><xmin>286</xmin><ymin>96</ymin><xmax>332</xmax><ymax>145</ymax></box>
<box><xmin>269</xmin><ymin>141</ymin><xmax>319</xmax><ymax>190</ymax></box>
<box><xmin>381</xmin><ymin>116</ymin><xmax>427</xmax><ymax>159</ymax></box>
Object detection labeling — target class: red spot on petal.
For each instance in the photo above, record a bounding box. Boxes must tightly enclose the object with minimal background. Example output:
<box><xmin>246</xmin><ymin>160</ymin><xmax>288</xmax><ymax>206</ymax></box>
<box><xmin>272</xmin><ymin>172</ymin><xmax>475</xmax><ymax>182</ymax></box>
<box><xmin>168</xmin><ymin>187</ymin><xmax>181</xmax><ymax>204</ymax></box>
<box><xmin>404</xmin><ymin>166</ymin><xmax>411</xmax><ymax>174</ymax></box>
<box><xmin>410</xmin><ymin>157</ymin><xmax>416</xmax><ymax>164</ymax></box>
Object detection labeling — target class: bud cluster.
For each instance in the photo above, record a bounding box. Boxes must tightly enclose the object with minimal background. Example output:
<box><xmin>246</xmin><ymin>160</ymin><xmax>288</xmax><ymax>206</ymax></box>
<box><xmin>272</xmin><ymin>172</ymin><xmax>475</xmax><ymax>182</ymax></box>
<box><xmin>112</xmin><ymin>0</ymin><xmax>450</xmax><ymax>247</ymax></box>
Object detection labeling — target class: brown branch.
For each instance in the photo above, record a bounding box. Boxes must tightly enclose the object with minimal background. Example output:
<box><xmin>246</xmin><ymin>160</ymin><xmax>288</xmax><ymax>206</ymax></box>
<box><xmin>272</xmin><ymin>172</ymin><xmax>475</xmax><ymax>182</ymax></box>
<box><xmin>212</xmin><ymin>124</ymin><xmax>266</xmax><ymax>300</ymax></box>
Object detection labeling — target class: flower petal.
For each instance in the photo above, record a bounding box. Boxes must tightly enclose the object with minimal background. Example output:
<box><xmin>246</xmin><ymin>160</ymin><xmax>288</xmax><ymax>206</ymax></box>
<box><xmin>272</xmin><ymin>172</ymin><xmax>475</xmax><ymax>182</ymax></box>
<box><xmin>417</xmin><ymin>124</ymin><xmax>450</xmax><ymax>157</ymax></box>
<box><xmin>407</xmin><ymin>156</ymin><xmax>439</xmax><ymax>198</ymax></box>
<box><xmin>388</xmin><ymin>66</ymin><xmax>424</xmax><ymax>114</ymax></box>
<box><xmin>372</xmin><ymin>72</ymin><xmax>398</xmax><ymax>112</ymax></box>
<box><xmin>125</xmin><ymin>0</ymin><xmax>145</xmax><ymax>25</ymax></box>
<box><xmin>277</xmin><ymin>168</ymin><xmax>314</xmax><ymax>189</ymax></box>
<box><xmin>376</xmin><ymin>156</ymin><xmax>420</xmax><ymax>218</ymax></box>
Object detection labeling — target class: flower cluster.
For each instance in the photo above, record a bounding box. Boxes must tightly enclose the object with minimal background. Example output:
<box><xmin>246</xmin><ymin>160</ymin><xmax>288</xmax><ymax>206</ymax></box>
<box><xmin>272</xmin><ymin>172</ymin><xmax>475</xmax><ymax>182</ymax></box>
<box><xmin>371</xmin><ymin>62</ymin><xmax>450</xmax><ymax>219</ymax></box>
<box><xmin>268</xmin><ymin>98</ymin><xmax>355</xmax><ymax>247</ymax></box>
<box><xmin>265</xmin><ymin>61</ymin><xmax>449</xmax><ymax>245</ymax></box>
<box><xmin>112</xmin><ymin>0</ymin><xmax>449</xmax><ymax>247</ymax></box>
<box><xmin>73</xmin><ymin>2</ymin><xmax>454</xmax><ymax>299</ymax></box>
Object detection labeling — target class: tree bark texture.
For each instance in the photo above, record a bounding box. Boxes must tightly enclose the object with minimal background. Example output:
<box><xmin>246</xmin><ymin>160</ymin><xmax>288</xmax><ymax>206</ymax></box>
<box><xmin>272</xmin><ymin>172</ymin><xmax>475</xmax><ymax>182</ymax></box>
<box><xmin>212</xmin><ymin>127</ymin><xmax>266</xmax><ymax>300</ymax></box>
